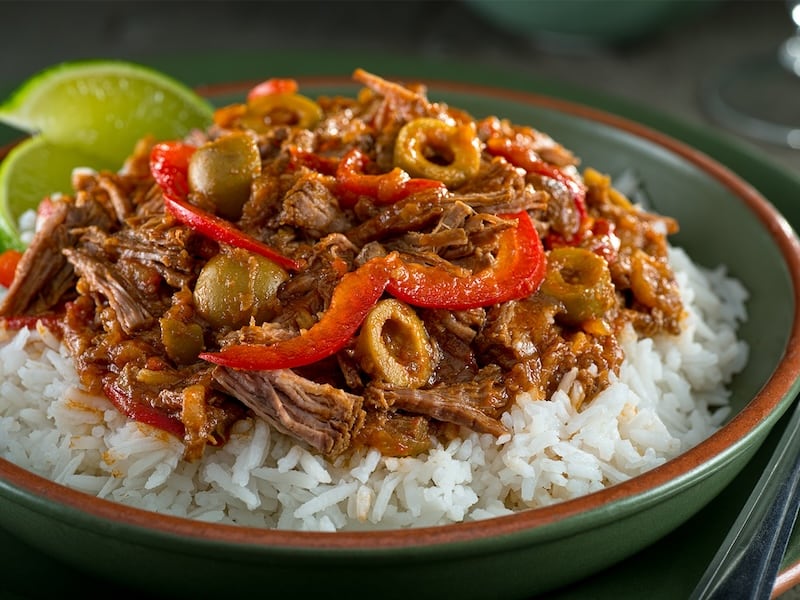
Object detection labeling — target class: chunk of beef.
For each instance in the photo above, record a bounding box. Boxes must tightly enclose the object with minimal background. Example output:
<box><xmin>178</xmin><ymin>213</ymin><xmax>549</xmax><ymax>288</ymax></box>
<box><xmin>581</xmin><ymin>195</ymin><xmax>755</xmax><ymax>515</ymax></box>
<box><xmin>275</xmin><ymin>233</ymin><xmax>358</xmax><ymax>328</ymax></box>
<box><xmin>0</xmin><ymin>195</ymin><xmax>116</xmax><ymax>317</ymax></box>
<box><xmin>212</xmin><ymin>367</ymin><xmax>365</xmax><ymax>457</ymax></box>
<box><xmin>452</xmin><ymin>158</ymin><xmax>548</xmax><ymax>214</ymax></box>
<box><xmin>84</xmin><ymin>217</ymin><xmax>202</xmax><ymax>290</ymax></box>
<box><xmin>347</xmin><ymin>169</ymin><xmax>544</xmax><ymax>250</ymax></box>
<box><xmin>64</xmin><ymin>248</ymin><xmax>155</xmax><ymax>334</ymax></box>
<box><xmin>531</xmin><ymin>168</ymin><xmax>584</xmax><ymax>241</ymax></box>
<box><xmin>347</xmin><ymin>187</ymin><xmax>450</xmax><ymax>246</ymax></box>
<box><xmin>421</xmin><ymin>307</ymin><xmax>485</xmax><ymax>383</ymax></box>
<box><xmin>277</xmin><ymin>171</ymin><xmax>353</xmax><ymax>237</ymax></box>
<box><xmin>364</xmin><ymin>366</ymin><xmax>509</xmax><ymax>436</ymax></box>
<box><xmin>476</xmin><ymin>296</ymin><xmax>562</xmax><ymax>370</ymax></box>
<box><xmin>395</xmin><ymin>211</ymin><xmax>512</xmax><ymax>268</ymax></box>
<box><xmin>72</xmin><ymin>171</ymin><xmax>135</xmax><ymax>223</ymax></box>
<box><xmin>474</xmin><ymin>296</ymin><xmax>562</xmax><ymax>397</ymax></box>
<box><xmin>239</xmin><ymin>170</ymin><xmax>284</xmax><ymax>234</ymax></box>
<box><xmin>476</xmin><ymin>295</ymin><xmax>624</xmax><ymax>403</ymax></box>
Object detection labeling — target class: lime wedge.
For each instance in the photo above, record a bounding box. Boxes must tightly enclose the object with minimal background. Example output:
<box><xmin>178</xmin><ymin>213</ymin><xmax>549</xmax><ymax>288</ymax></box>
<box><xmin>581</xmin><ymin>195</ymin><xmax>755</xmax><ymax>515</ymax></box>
<box><xmin>0</xmin><ymin>136</ymin><xmax>116</xmax><ymax>250</ymax></box>
<box><xmin>0</xmin><ymin>60</ymin><xmax>214</xmax><ymax>250</ymax></box>
<box><xmin>0</xmin><ymin>60</ymin><xmax>213</xmax><ymax>164</ymax></box>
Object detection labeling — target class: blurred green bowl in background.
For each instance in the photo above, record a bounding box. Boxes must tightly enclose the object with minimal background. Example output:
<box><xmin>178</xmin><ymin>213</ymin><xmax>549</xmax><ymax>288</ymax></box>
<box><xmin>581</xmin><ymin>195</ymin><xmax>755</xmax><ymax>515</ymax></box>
<box><xmin>463</xmin><ymin>0</ymin><xmax>723</xmax><ymax>47</ymax></box>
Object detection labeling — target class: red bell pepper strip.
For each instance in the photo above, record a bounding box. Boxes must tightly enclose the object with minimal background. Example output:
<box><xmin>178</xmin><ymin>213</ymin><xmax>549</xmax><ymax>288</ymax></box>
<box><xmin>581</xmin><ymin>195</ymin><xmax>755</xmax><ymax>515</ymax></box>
<box><xmin>386</xmin><ymin>211</ymin><xmax>546</xmax><ymax>310</ymax></box>
<box><xmin>335</xmin><ymin>148</ymin><xmax>446</xmax><ymax>207</ymax></box>
<box><xmin>149</xmin><ymin>142</ymin><xmax>304</xmax><ymax>272</ymax></box>
<box><xmin>288</xmin><ymin>147</ymin><xmax>340</xmax><ymax>176</ymax></box>
<box><xmin>0</xmin><ymin>313</ymin><xmax>62</xmax><ymax>332</ymax></box>
<box><xmin>103</xmin><ymin>379</ymin><xmax>185</xmax><ymax>439</ymax></box>
<box><xmin>200</xmin><ymin>258</ymin><xmax>393</xmax><ymax>370</ymax></box>
<box><xmin>246</xmin><ymin>78</ymin><xmax>299</xmax><ymax>102</ymax></box>
<box><xmin>149</xmin><ymin>141</ymin><xmax>195</xmax><ymax>201</ymax></box>
<box><xmin>163</xmin><ymin>195</ymin><xmax>304</xmax><ymax>272</ymax></box>
<box><xmin>0</xmin><ymin>249</ymin><xmax>22</xmax><ymax>288</ymax></box>
<box><xmin>486</xmin><ymin>137</ymin><xmax>587</xmax><ymax>240</ymax></box>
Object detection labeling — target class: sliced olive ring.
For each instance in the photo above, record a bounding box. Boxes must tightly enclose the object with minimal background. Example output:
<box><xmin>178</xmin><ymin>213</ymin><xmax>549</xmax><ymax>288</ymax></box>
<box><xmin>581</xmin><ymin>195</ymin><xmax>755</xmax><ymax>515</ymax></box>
<box><xmin>541</xmin><ymin>246</ymin><xmax>615</xmax><ymax>325</ymax></box>
<box><xmin>355</xmin><ymin>298</ymin><xmax>436</xmax><ymax>388</ymax></box>
<box><xmin>243</xmin><ymin>92</ymin><xmax>323</xmax><ymax>130</ymax></box>
<box><xmin>394</xmin><ymin>117</ymin><xmax>481</xmax><ymax>188</ymax></box>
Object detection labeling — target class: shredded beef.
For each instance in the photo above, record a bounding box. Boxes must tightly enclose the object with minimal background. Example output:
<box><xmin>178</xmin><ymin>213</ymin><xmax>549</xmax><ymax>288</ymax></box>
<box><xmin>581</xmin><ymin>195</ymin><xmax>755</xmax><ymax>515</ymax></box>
<box><xmin>278</xmin><ymin>171</ymin><xmax>353</xmax><ymax>237</ymax></box>
<box><xmin>0</xmin><ymin>194</ymin><xmax>116</xmax><ymax>316</ymax></box>
<box><xmin>365</xmin><ymin>365</ymin><xmax>509</xmax><ymax>437</ymax></box>
<box><xmin>212</xmin><ymin>367</ymin><xmax>364</xmax><ymax>456</ymax></box>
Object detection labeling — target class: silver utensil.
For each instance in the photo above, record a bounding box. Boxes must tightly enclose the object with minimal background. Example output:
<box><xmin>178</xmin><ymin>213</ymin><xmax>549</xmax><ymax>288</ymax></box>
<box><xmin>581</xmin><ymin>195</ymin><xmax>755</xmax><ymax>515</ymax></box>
<box><xmin>690</xmin><ymin>397</ymin><xmax>800</xmax><ymax>599</ymax></box>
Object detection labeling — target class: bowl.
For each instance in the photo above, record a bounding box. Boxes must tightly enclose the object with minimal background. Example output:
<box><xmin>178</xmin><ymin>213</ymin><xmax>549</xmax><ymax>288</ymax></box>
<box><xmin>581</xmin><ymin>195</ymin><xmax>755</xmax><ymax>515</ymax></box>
<box><xmin>1</xmin><ymin>67</ymin><xmax>800</xmax><ymax>600</ymax></box>
<box><xmin>462</xmin><ymin>0</ymin><xmax>723</xmax><ymax>48</ymax></box>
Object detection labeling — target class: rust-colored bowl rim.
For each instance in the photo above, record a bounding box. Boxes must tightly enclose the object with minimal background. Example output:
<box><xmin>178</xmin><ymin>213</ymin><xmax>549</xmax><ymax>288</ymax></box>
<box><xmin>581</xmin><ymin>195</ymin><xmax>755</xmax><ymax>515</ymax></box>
<box><xmin>1</xmin><ymin>75</ymin><xmax>800</xmax><ymax>552</ymax></box>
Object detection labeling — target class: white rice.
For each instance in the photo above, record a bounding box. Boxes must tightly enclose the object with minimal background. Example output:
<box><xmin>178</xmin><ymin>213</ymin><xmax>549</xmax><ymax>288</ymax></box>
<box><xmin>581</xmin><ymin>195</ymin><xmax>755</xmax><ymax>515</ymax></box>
<box><xmin>0</xmin><ymin>245</ymin><xmax>749</xmax><ymax>531</ymax></box>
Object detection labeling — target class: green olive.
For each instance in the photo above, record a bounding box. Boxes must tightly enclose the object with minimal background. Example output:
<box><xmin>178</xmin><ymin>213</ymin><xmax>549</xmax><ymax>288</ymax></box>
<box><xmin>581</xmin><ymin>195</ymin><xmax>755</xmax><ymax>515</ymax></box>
<box><xmin>188</xmin><ymin>132</ymin><xmax>261</xmax><ymax>221</ymax></box>
<box><xmin>355</xmin><ymin>298</ymin><xmax>435</xmax><ymax>388</ymax></box>
<box><xmin>541</xmin><ymin>246</ymin><xmax>615</xmax><ymax>325</ymax></box>
<box><xmin>159</xmin><ymin>317</ymin><xmax>205</xmax><ymax>365</ymax></box>
<box><xmin>393</xmin><ymin>117</ymin><xmax>481</xmax><ymax>188</ymax></box>
<box><xmin>193</xmin><ymin>249</ymin><xmax>288</xmax><ymax>329</ymax></box>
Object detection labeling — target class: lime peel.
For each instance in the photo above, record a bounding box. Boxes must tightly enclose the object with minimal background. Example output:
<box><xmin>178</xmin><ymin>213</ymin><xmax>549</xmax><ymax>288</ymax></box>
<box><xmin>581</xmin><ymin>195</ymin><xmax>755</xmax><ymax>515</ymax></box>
<box><xmin>0</xmin><ymin>59</ymin><xmax>214</xmax><ymax>251</ymax></box>
<box><xmin>0</xmin><ymin>60</ymin><xmax>214</xmax><ymax>163</ymax></box>
<box><xmin>0</xmin><ymin>135</ymin><xmax>116</xmax><ymax>250</ymax></box>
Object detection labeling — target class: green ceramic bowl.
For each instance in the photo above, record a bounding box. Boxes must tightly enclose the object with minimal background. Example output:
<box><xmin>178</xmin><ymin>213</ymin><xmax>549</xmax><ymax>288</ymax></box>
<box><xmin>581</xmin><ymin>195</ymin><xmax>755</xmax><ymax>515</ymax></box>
<box><xmin>1</xmin><ymin>69</ymin><xmax>800</xmax><ymax>600</ymax></box>
<box><xmin>463</xmin><ymin>0</ymin><xmax>722</xmax><ymax>47</ymax></box>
